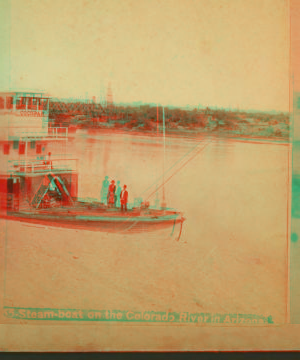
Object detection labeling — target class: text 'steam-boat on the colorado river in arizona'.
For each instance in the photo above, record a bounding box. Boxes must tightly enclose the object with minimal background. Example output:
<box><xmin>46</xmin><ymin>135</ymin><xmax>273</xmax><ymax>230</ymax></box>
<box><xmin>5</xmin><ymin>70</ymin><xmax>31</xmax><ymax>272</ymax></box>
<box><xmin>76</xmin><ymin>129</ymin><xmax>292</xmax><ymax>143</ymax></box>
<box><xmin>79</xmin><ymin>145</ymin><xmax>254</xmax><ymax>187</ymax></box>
<box><xmin>0</xmin><ymin>91</ymin><xmax>187</xmax><ymax>237</ymax></box>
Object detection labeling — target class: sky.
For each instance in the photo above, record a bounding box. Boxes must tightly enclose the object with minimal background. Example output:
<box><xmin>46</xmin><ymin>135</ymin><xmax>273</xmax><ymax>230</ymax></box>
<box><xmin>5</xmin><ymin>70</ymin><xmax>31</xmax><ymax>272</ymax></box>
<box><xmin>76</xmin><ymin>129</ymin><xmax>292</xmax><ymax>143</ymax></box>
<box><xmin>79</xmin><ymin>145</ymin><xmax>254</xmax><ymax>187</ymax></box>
<box><xmin>0</xmin><ymin>0</ymin><xmax>290</xmax><ymax>111</ymax></box>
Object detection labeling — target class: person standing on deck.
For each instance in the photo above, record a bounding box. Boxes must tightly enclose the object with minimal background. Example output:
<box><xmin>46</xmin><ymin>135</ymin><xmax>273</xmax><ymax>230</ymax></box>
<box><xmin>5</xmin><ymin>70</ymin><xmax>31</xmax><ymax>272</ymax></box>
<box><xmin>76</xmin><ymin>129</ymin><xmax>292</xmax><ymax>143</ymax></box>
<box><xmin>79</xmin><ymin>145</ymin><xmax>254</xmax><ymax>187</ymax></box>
<box><xmin>100</xmin><ymin>176</ymin><xmax>109</xmax><ymax>204</ymax></box>
<box><xmin>44</xmin><ymin>152</ymin><xmax>52</xmax><ymax>170</ymax></box>
<box><xmin>107</xmin><ymin>180</ymin><xmax>116</xmax><ymax>207</ymax></box>
<box><xmin>115</xmin><ymin>180</ymin><xmax>122</xmax><ymax>207</ymax></box>
<box><xmin>120</xmin><ymin>185</ymin><xmax>128</xmax><ymax>212</ymax></box>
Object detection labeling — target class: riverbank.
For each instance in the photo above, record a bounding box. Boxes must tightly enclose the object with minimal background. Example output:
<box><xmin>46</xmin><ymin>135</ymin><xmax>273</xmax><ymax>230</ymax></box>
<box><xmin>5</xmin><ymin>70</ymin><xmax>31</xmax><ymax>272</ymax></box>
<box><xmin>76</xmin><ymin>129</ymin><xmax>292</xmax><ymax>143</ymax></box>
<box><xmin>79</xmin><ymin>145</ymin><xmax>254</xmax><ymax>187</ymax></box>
<box><xmin>50</xmin><ymin>102</ymin><xmax>290</xmax><ymax>144</ymax></box>
<box><xmin>71</xmin><ymin>126</ymin><xmax>290</xmax><ymax>145</ymax></box>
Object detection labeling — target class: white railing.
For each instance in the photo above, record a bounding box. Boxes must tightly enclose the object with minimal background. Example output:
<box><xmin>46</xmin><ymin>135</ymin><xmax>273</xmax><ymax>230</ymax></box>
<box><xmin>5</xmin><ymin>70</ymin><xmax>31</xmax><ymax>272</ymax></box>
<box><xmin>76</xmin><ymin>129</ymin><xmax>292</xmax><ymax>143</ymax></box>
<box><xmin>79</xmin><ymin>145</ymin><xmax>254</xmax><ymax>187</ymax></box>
<box><xmin>48</xmin><ymin>127</ymin><xmax>68</xmax><ymax>138</ymax></box>
<box><xmin>9</xmin><ymin>158</ymin><xmax>78</xmax><ymax>174</ymax></box>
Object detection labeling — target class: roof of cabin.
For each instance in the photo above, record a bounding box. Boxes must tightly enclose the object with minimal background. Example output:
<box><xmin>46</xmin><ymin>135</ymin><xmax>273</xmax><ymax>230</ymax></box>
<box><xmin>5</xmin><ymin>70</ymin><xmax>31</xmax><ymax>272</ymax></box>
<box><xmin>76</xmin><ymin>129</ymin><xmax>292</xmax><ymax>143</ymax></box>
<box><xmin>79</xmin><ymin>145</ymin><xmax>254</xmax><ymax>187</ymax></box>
<box><xmin>0</xmin><ymin>90</ymin><xmax>50</xmax><ymax>98</ymax></box>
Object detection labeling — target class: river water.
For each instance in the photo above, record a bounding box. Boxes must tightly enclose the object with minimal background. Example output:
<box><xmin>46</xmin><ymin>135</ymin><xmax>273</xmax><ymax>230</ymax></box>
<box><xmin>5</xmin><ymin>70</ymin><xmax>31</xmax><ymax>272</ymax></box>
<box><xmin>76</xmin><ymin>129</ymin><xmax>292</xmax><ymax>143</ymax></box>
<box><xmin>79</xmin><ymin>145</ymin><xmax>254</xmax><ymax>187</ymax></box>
<box><xmin>3</xmin><ymin>132</ymin><xmax>290</xmax><ymax>323</ymax></box>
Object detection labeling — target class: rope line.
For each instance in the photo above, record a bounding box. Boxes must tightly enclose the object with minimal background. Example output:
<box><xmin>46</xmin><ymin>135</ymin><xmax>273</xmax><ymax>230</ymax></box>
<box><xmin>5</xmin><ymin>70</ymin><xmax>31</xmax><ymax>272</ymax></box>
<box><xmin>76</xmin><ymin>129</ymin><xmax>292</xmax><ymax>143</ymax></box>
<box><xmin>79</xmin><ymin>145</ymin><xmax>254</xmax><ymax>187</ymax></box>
<box><xmin>145</xmin><ymin>141</ymin><xmax>210</xmax><ymax>201</ymax></box>
<box><xmin>139</xmin><ymin>140</ymin><xmax>209</xmax><ymax>198</ymax></box>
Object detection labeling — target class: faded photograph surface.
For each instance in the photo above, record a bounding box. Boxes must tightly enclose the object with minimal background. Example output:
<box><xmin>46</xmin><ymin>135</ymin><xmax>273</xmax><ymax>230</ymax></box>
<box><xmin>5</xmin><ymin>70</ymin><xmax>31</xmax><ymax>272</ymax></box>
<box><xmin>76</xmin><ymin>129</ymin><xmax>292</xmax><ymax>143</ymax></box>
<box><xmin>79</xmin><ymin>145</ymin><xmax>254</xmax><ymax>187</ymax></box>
<box><xmin>0</xmin><ymin>0</ymin><xmax>293</xmax><ymax>350</ymax></box>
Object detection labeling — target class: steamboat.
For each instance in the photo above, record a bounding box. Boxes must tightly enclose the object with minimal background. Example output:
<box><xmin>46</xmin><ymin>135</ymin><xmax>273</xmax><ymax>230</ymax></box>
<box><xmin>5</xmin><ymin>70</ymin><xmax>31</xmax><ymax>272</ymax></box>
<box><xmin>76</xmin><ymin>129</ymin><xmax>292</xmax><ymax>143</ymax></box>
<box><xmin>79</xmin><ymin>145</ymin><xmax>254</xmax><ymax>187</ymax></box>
<box><xmin>0</xmin><ymin>91</ymin><xmax>185</xmax><ymax>236</ymax></box>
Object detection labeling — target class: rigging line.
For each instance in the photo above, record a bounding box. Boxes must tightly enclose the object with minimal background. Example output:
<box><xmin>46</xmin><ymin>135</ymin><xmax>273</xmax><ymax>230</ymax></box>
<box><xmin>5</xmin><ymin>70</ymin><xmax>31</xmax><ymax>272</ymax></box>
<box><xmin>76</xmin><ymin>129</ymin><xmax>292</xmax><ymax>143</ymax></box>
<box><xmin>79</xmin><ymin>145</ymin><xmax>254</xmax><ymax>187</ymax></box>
<box><xmin>139</xmin><ymin>140</ymin><xmax>210</xmax><ymax>198</ymax></box>
<box><xmin>145</xmin><ymin>141</ymin><xmax>211</xmax><ymax>201</ymax></box>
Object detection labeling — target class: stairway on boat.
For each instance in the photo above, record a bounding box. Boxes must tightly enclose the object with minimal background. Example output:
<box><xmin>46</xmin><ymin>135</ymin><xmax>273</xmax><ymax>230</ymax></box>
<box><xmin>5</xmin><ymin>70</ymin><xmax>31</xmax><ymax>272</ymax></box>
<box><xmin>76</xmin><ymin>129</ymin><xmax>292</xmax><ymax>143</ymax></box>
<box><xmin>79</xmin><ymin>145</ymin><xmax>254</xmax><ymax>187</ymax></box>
<box><xmin>31</xmin><ymin>183</ymin><xmax>49</xmax><ymax>208</ymax></box>
<box><xmin>28</xmin><ymin>172</ymin><xmax>74</xmax><ymax>209</ymax></box>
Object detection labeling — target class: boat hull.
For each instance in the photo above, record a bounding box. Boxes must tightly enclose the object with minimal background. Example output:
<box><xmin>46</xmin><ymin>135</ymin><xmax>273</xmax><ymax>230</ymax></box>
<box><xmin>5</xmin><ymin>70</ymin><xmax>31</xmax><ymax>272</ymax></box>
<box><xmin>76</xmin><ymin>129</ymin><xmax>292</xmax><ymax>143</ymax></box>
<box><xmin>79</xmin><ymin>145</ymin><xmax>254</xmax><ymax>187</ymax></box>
<box><xmin>2</xmin><ymin>209</ymin><xmax>184</xmax><ymax>234</ymax></box>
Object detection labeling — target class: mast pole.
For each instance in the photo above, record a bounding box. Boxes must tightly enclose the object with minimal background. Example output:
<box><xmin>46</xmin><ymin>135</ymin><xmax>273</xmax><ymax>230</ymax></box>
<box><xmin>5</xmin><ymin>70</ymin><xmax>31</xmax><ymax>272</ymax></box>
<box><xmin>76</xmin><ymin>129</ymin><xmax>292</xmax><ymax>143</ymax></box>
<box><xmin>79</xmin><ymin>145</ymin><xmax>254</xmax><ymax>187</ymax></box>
<box><xmin>157</xmin><ymin>104</ymin><xmax>159</xmax><ymax>136</ymax></box>
<box><xmin>162</xmin><ymin>107</ymin><xmax>166</xmax><ymax>209</ymax></box>
<box><xmin>155</xmin><ymin>104</ymin><xmax>159</xmax><ymax>209</ymax></box>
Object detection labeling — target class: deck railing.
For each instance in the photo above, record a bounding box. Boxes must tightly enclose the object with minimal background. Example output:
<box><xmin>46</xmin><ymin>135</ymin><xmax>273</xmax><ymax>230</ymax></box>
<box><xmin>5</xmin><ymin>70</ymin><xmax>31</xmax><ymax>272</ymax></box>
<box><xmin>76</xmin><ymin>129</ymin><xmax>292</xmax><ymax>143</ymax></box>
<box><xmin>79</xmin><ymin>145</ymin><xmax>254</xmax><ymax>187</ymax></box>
<box><xmin>48</xmin><ymin>127</ymin><xmax>68</xmax><ymax>138</ymax></box>
<box><xmin>6</xmin><ymin>127</ymin><xmax>69</xmax><ymax>139</ymax></box>
<box><xmin>9</xmin><ymin>158</ymin><xmax>78</xmax><ymax>174</ymax></box>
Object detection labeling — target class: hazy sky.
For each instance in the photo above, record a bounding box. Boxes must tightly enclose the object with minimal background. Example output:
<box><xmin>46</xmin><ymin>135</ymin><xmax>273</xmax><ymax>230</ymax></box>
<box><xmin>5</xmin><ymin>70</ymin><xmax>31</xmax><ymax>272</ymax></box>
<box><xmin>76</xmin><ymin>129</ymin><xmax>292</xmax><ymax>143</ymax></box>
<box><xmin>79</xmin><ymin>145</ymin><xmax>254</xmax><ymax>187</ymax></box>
<box><xmin>1</xmin><ymin>0</ymin><xmax>290</xmax><ymax>111</ymax></box>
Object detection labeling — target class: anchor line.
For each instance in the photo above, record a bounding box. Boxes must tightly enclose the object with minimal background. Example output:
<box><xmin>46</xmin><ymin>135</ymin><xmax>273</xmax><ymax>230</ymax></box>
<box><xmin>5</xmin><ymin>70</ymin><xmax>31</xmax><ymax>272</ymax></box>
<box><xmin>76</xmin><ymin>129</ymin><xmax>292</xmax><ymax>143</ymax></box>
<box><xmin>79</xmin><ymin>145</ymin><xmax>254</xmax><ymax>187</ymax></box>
<box><xmin>170</xmin><ymin>218</ymin><xmax>176</xmax><ymax>237</ymax></box>
<box><xmin>176</xmin><ymin>219</ymin><xmax>184</xmax><ymax>241</ymax></box>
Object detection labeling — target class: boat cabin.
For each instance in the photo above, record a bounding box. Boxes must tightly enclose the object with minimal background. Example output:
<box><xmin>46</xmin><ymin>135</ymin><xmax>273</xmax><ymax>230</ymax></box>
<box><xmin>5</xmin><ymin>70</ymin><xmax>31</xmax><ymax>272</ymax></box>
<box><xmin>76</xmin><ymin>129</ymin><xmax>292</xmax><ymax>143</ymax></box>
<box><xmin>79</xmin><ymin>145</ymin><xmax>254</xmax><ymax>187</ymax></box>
<box><xmin>0</xmin><ymin>91</ymin><xmax>50</xmax><ymax>138</ymax></box>
<box><xmin>0</xmin><ymin>91</ymin><xmax>78</xmax><ymax>213</ymax></box>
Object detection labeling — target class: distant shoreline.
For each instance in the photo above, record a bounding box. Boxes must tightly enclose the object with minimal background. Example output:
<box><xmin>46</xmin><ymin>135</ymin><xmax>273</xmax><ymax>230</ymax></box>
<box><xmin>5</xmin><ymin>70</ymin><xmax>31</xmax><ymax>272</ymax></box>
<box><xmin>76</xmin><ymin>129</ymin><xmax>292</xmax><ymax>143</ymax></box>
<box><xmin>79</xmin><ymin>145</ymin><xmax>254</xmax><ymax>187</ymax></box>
<box><xmin>70</xmin><ymin>127</ymin><xmax>290</xmax><ymax>145</ymax></box>
<box><xmin>50</xmin><ymin>101</ymin><xmax>290</xmax><ymax>145</ymax></box>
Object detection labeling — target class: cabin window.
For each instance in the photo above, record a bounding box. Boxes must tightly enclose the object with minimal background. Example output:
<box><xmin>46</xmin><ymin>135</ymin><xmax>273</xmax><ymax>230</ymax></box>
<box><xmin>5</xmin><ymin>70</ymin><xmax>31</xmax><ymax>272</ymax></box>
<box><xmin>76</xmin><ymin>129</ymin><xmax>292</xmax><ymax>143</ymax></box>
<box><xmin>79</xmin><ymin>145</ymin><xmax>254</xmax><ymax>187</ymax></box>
<box><xmin>28</xmin><ymin>97</ymin><xmax>37</xmax><ymax>110</ymax></box>
<box><xmin>6</xmin><ymin>96</ymin><xmax>13</xmax><ymax>110</ymax></box>
<box><xmin>16</xmin><ymin>97</ymin><xmax>22</xmax><ymax>109</ymax></box>
<box><xmin>30</xmin><ymin>140</ymin><xmax>36</xmax><ymax>149</ymax></box>
<box><xmin>38</xmin><ymin>99</ymin><xmax>44</xmax><ymax>110</ymax></box>
<box><xmin>13</xmin><ymin>140</ymin><xmax>19</xmax><ymax>149</ymax></box>
<box><xmin>39</xmin><ymin>98</ymin><xmax>48</xmax><ymax>111</ymax></box>
<box><xmin>3</xmin><ymin>143</ymin><xmax>10</xmax><ymax>155</ymax></box>
<box><xmin>19</xmin><ymin>142</ymin><xmax>25</xmax><ymax>155</ymax></box>
<box><xmin>0</xmin><ymin>97</ymin><xmax>4</xmax><ymax>109</ymax></box>
<box><xmin>27</xmin><ymin>98</ymin><xmax>32</xmax><ymax>110</ymax></box>
<box><xmin>16</xmin><ymin>97</ymin><xmax>26</xmax><ymax>110</ymax></box>
<box><xmin>36</xmin><ymin>143</ymin><xmax>42</xmax><ymax>154</ymax></box>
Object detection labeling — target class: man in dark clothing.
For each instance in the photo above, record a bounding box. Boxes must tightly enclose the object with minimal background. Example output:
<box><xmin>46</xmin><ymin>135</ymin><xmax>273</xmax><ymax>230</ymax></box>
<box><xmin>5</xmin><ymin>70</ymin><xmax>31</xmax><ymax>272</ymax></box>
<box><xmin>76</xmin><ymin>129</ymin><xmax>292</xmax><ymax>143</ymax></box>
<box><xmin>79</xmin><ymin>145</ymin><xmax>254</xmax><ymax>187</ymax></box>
<box><xmin>120</xmin><ymin>185</ymin><xmax>128</xmax><ymax>212</ymax></box>
<box><xmin>7</xmin><ymin>175</ymin><xmax>13</xmax><ymax>194</ymax></box>
<box><xmin>7</xmin><ymin>175</ymin><xmax>14</xmax><ymax>211</ymax></box>
<box><xmin>107</xmin><ymin>180</ymin><xmax>116</xmax><ymax>207</ymax></box>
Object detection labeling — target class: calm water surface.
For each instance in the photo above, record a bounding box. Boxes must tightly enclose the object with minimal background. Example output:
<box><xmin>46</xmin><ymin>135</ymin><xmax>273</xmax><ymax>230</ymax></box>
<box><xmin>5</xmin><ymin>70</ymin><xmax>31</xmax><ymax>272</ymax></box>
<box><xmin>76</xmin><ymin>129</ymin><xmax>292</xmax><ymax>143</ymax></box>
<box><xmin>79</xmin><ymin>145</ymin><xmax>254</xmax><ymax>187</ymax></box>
<box><xmin>3</xmin><ymin>132</ymin><xmax>289</xmax><ymax>323</ymax></box>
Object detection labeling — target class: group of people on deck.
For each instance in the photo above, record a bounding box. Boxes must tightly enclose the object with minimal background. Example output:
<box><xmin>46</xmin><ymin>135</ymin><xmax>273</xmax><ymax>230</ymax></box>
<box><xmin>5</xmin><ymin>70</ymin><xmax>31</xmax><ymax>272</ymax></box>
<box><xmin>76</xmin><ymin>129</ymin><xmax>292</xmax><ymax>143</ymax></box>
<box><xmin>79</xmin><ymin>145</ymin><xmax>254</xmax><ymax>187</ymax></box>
<box><xmin>100</xmin><ymin>176</ymin><xmax>128</xmax><ymax>211</ymax></box>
